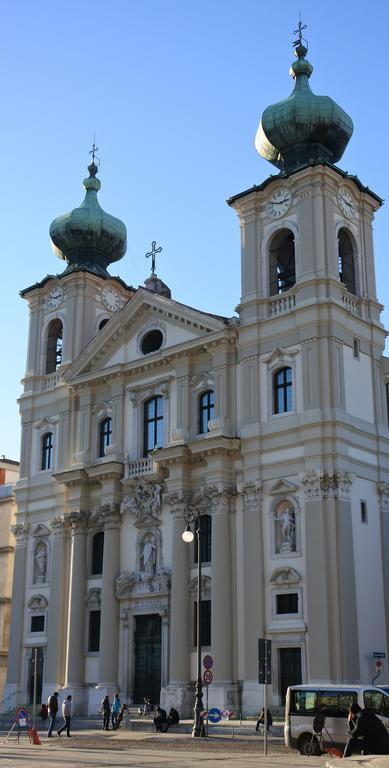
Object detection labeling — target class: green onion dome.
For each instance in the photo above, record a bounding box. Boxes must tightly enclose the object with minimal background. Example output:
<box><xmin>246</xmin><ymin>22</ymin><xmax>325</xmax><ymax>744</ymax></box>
<box><xmin>255</xmin><ymin>42</ymin><xmax>353</xmax><ymax>173</ymax></box>
<box><xmin>49</xmin><ymin>162</ymin><xmax>127</xmax><ymax>276</ymax></box>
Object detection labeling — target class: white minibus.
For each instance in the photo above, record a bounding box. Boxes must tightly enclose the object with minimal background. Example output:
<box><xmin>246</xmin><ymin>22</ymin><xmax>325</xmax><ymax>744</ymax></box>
<box><xmin>285</xmin><ymin>684</ymin><xmax>389</xmax><ymax>755</ymax></box>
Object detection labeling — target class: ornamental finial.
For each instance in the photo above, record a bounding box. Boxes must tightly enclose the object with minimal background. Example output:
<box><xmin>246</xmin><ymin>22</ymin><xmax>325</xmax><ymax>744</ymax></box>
<box><xmin>293</xmin><ymin>14</ymin><xmax>308</xmax><ymax>52</ymax></box>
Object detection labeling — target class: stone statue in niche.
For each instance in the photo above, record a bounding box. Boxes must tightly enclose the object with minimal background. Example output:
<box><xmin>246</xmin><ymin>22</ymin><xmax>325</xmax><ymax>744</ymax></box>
<box><xmin>34</xmin><ymin>541</ymin><xmax>48</xmax><ymax>583</ymax></box>
<box><xmin>275</xmin><ymin>506</ymin><xmax>296</xmax><ymax>553</ymax></box>
<box><xmin>140</xmin><ymin>533</ymin><xmax>156</xmax><ymax>577</ymax></box>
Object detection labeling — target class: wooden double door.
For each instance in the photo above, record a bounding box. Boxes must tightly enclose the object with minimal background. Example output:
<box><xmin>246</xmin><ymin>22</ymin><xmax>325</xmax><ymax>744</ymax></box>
<box><xmin>133</xmin><ymin>614</ymin><xmax>162</xmax><ymax>706</ymax></box>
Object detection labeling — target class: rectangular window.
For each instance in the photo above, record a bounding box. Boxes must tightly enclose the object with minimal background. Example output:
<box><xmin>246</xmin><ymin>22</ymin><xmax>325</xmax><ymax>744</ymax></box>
<box><xmin>88</xmin><ymin>610</ymin><xmax>101</xmax><ymax>652</ymax></box>
<box><xmin>193</xmin><ymin>600</ymin><xmax>211</xmax><ymax>646</ymax></box>
<box><xmin>353</xmin><ymin>338</ymin><xmax>360</xmax><ymax>359</ymax></box>
<box><xmin>361</xmin><ymin>500</ymin><xmax>368</xmax><ymax>524</ymax></box>
<box><xmin>194</xmin><ymin>515</ymin><xmax>212</xmax><ymax>564</ymax></box>
<box><xmin>31</xmin><ymin>615</ymin><xmax>45</xmax><ymax>633</ymax></box>
<box><xmin>276</xmin><ymin>593</ymin><xmax>298</xmax><ymax>614</ymax></box>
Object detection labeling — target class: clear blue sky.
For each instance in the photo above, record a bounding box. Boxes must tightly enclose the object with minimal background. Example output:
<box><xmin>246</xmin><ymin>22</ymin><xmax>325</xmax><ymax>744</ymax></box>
<box><xmin>1</xmin><ymin>0</ymin><xmax>389</xmax><ymax>461</ymax></box>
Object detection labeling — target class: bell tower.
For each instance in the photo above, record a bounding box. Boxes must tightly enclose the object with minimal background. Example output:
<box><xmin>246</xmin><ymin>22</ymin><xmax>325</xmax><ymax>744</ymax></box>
<box><xmin>228</xmin><ymin>25</ymin><xmax>388</xmax><ymax>696</ymax></box>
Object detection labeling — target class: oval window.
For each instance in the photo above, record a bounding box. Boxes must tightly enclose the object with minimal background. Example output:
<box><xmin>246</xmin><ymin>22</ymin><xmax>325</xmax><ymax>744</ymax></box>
<box><xmin>141</xmin><ymin>330</ymin><xmax>163</xmax><ymax>355</ymax></box>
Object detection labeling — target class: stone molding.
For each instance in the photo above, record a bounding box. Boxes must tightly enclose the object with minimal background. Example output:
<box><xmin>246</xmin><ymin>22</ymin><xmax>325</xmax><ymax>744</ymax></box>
<box><xmin>377</xmin><ymin>482</ymin><xmax>389</xmax><ymax>510</ymax></box>
<box><xmin>10</xmin><ymin>522</ymin><xmax>29</xmax><ymax>544</ymax></box>
<box><xmin>299</xmin><ymin>468</ymin><xmax>354</xmax><ymax>499</ymax></box>
<box><xmin>84</xmin><ymin>587</ymin><xmax>101</xmax><ymax>608</ymax></box>
<box><xmin>28</xmin><ymin>594</ymin><xmax>48</xmax><ymax>610</ymax></box>
<box><xmin>120</xmin><ymin>481</ymin><xmax>162</xmax><ymax>527</ymax></box>
<box><xmin>115</xmin><ymin>567</ymin><xmax>171</xmax><ymax>599</ymax></box>
<box><xmin>101</xmin><ymin>502</ymin><xmax>121</xmax><ymax>528</ymax></box>
<box><xmin>270</xmin><ymin>566</ymin><xmax>301</xmax><ymax>586</ymax></box>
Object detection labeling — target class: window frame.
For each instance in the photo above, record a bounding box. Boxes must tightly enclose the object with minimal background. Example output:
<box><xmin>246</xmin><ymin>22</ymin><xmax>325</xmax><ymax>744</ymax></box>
<box><xmin>91</xmin><ymin>531</ymin><xmax>105</xmax><ymax>575</ymax></box>
<box><xmin>199</xmin><ymin>390</ymin><xmax>215</xmax><ymax>435</ymax></box>
<box><xmin>143</xmin><ymin>395</ymin><xmax>164</xmax><ymax>456</ymax></box>
<box><xmin>98</xmin><ymin>417</ymin><xmax>112</xmax><ymax>458</ymax></box>
<box><xmin>41</xmin><ymin>432</ymin><xmax>53</xmax><ymax>471</ymax></box>
<box><xmin>194</xmin><ymin>514</ymin><xmax>212</xmax><ymax>564</ymax></box>
<box><xmin>269</xmin><ymin>228</ymin><xmax>296</xmax><ymax>296</ymax></box>
<box><xmin>30</xmin><ymin>614</ymin><xmax>45</xmax><ymax>633</ymax></box>
<box><xmin>87</xmin><ymin>609</ymin><xmax>101</xmax><ymax>653</ymax></box>
<box><xmin>338</xmin><ymin>227</ymin><xmax>357</xmax><ymax>296</ymax></box>
<box><xmin>273</xmin><ymin>366</ymin><xmax>293</xmax><ymax>415</ymax></box>
<box><xmin>193</xmin><ymin>599</ymin><xmax>211</xmax><ymax>647</ymax></box>
<box><xmin>46</xmin><ymin>318</ymin><xmax>63</xmax><ymax>374</ymax></box>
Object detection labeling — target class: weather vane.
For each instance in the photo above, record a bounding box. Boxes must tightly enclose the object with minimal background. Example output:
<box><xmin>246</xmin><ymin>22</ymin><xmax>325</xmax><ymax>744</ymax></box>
<box><xmin>293</xmin><ymin>14</ymin><xmax>307</xmax><ymax>48</ymax></box>
<box><xmin>145</xmin><ymin>240</ymin><xmax>162</xmax><ymax>275</ymax></box>
<box><xmin>89</xmin><ymin>134</ymin><xmax>100</xmax><ymax>166</ymax></box>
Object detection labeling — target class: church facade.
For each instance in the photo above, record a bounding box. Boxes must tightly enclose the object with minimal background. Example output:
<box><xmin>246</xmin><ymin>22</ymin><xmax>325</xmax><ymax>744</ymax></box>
<box><xmin>5</xmin><ymin>35</ymin><xmax>389</xmax><ymax>716</ymax></box>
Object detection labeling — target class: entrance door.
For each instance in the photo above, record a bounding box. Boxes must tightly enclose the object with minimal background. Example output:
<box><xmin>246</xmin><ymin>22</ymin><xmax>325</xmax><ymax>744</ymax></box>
<box><xmin>28</xmin><ymin>647</ymin><xmax>44</xmax><ymax>705</ymax></box>
<box><xmin>279</xmin><ymin>647</ymin><xmax>302</xmax><ymax>704</ymax></box>
<box><xmin>133</xmin><ymin>614</ymin><xmax>161</xmax><ymax>706</ymax></box>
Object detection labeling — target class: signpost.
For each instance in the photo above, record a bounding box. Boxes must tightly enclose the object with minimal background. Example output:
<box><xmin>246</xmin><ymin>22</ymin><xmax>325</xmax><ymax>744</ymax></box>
<box><xmin>258</xmin><ymin>638</ymin><xmax>272</xmax><ymax>755</ymax></box>
<box><xmin>372</xmin><ymin>652</ymin><xmax>386</xmax><ymax>684</ymax></box>
<box><xmin>203</xmin><ymin>655</ymin><xmax>214</xmax><ymax>734</ymax></box>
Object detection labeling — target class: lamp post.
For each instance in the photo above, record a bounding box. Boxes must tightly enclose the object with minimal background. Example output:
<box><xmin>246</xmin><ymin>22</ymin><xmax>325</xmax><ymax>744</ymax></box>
<box><xmin>182</xmin><ymin>505</ymin><xmax>205</xmax><ymax>738</ymax></box>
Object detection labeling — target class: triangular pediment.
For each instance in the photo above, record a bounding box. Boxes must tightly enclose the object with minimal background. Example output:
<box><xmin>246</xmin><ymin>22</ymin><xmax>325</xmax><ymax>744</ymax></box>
<box><xmin>269</xmin><ymin>479</ymin><xmax>298</xmax><ymax>495</ymax></box>
<box><xmin>63</xmin><ymin>289</ymin><xmax>228</xmax><ymax>381</ymax></box>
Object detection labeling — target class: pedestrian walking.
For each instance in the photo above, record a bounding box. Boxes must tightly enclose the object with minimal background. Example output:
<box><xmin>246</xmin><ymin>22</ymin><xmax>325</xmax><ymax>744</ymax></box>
<box><xmin>343</xmin><ymin>703</ymin><xmax>389</xmax><ymax>757</ymax></box>
<box><xmin>57</xmin><ymin>694</ymin><xmax>72</xmax><ymax>738</ymax></box>
<box><xmin>101</xmin><ymin>695</ymin><xmax>110</xmax><ymax>731</ymax></box>
<box><xmin>111</xmin><ymin>693</ymin><xmax>121</xmax><ymax>730</ymax></box>
<box><xmin>47</xmin><ymin>691</ymin><xmax>59</xmax><ymax>737</ymax></box>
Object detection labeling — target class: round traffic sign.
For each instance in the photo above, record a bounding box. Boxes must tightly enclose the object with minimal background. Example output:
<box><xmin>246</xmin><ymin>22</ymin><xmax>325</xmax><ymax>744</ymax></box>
<box><xmin>203</xmin><ymin>654</ymin><xmax>213</xmax><ymax>670</ymax></box>
<box><xmin>376</xmin><ymin>659</ymin><xmax>383</xmax><ymax>669</ymax></box>
<box><xmin>208</xmin><ymin>707</ymin><xmax>221</xmax><ymax>723</ymax></box>
<box><xmin>203</xmin><ymin>669</ymin><xmax>213</xmax><ymax>685</ymax></box>
<box><xmin>15</xmin><ymin>707</ymin><xmax>28</xmax><ymax>727</ymax></box>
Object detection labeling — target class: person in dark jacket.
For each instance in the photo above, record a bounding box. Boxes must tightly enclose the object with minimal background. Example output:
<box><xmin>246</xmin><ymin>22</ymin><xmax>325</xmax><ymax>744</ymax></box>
<box><xmin>101</xmin><ymin>695</ymin><xmax>110</xmax><ymax>731</ymax></box>
<box><xmin>255</xmin><ymin>708</ymin><xmax>273</xmax><ymax>732</ymax></box>
<box><xmin>153</xmin><ymin>706</ymin><xmax>167</xmax><ymax>732</ymax></box>
<box><xmin>47</xmin><ymin>691</ymin><xmax>59</xmax><ymax>737</ymax></box>
<box><xmin>343</xmin><ymin>703</ymin><xmax>389</xmax><ymax>757</ymax></box>
<box><xmin>163</xmin><ymin>707</ymin><xmax>180</xmax><ymax>732</ymax></box>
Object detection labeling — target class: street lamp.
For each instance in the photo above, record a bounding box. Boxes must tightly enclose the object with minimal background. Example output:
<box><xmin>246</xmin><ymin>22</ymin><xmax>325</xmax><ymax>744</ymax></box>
<box><xmin>182</xmin><ymin>505</ymin><xmax>205</xmax><ymax>738</ymax></box>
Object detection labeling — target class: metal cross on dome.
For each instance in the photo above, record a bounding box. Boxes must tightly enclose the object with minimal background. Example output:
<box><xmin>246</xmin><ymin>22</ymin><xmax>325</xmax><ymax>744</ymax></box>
<box><xmin>89</xmin><ymin>135</ymin><xmax>100</xmax><ymax>165</ymax></box>
<box><xmin>293</xmin><ymin>15</ymin><xmax>307</xmax><ymax>48</ymax></box>
<box><xmin>145</xmin><ymin>240</ymin><xmax>162</xmax><ymax>275</ymax></box>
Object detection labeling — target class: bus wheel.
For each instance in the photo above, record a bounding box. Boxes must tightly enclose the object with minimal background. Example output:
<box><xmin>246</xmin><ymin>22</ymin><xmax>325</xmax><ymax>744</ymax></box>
<box><xmin>299</xmin><ymin>734</ymin><xmax>320</xmax><ymax>756</ymax></box>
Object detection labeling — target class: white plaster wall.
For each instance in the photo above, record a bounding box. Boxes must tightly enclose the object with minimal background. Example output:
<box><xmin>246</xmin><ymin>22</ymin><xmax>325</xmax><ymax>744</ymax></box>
<box><xmin>85</xmin><ymin>656</ymin><xmax>99</xmax><ymax>684</ymax></box>
<box><xmin>343</xmin><ymin>348</ymin><xmax>374</xmax><ymax>423</ymax></box>
<box><xmin>351</xmin><ymin>478</ymin><xmax>387</xmax><ymax>682</ymax></box>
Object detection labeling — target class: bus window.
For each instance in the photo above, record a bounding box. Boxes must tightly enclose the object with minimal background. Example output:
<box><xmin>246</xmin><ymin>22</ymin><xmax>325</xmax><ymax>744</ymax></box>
<box><xmin>291</xmin><ymin>690</ymin><xmax>317</xmax><ymax>714</ymax></box>
<box><xmin>364</xmin><ymin>690</ymin><xmax>389</xmax><ymax>717</ymax></box>
<box><xmin>319</xmin><ymin>691</ymin><xmax>356</xmax><ymax>717</ymax></box>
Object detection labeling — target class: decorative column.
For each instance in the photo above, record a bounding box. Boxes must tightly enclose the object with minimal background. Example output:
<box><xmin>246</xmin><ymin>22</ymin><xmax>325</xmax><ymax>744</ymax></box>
<box><xmin>45</xmin><ymin>518</ymin><xmax>68</xmax><ymax>690</ymax></box>
<box><xmin>110</xmin><ymin>383</ymin><xmax>125</xmax><ymax>459</ymax></box>
<box><xmin>160</xmin><ymin>611</ymin><xmax>170</xmax><ymax>688</ymax></box>
<box><xmin>209</xmin><ymin>485</ymin><xmax>235</xmax><ymax>704</ymax></box>
<box><xmin>236</xmin><ymin>482</ymin><xmax>263</xmax><ymax>696</ymax></box>
<box><xmin>64</xmin><ymin>510</ymin><xmax>89</xmax><ymax>700</ymax></box>
<box><xmin>300</xmin><ymin>468</ymin><xmax>359</xmax><ymax>681</ymax></box>
<box><xmin>5</xmin><ymin>523</ymin><xmax>29</xmax><ymax>703</ymax></box>
<box><xmin>378</xmin><ymin>482</ymin><xmax>389</xmax><ymax>654</ymax></box>
<box><xmin>163</xmin><ymin>492</ymin><xmax>192</xmax><ymax>714</ymax></box>
<box><xmin>98</xmin><ymin>504</ymin><xmax>121</xmax><ymax>689</ymax></box>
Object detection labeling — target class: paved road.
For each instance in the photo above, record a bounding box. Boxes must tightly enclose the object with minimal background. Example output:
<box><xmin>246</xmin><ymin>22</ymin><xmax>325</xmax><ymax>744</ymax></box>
<box><xmin>0</xmin><ymin>729</ymin><xmax>328</xmax><ymax>768</ymax></box>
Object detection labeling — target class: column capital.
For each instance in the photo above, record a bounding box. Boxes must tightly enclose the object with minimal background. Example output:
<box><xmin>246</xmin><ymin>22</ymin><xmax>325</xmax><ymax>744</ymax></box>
<box><xmin>50</xmin><ymin>516</ymin><xmax>66</xmax><ymax>536</ymax></box>
<box><xmin>201</xmin><ymin>483</ymin><xmax>237</xmax><ymax>512</ymax></box>
<box><xmin>64</xmin><ymin>509</ymin><xmax>90</xmax><ymax>532</ymax></box>
<box><xmin>237</xmin><ymin>481</ymin><xmax>262</xmax><ymax>508</ymax></box>
<box><xmin>299</xmin><ymin>468</ymin><xmax>354</xmax><ymax>500</ymax></box>
<box><xmin>10</xmin><ymin>522</ymin><xmax>29</xmax><ymax>545</ymax></box>
<box><xmin>377</xmin><ymin>481</ymin><xmax>389</xmax><ymax>510</ymax></box>
<box><xmin>101</xmin><ymin>502</ymin><xmax>121</xmax><ymax>528</ymax></box>
<box><xmin>165</xmin><ymin>490</ymin><xmax>191</xmax><ymax>517</ymax></box>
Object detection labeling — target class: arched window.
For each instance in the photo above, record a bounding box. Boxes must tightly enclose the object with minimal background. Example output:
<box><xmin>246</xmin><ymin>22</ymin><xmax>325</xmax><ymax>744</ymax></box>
<box><xmin>91</xmin><ymin>531</ymin><xmax>104</xmax><ymax>575</ymax></box>
<box><xmin>338</xmin><ymin>228</ymin><xmax>356</xmax><ymax>295</ymax></box>
<box><xmin>143</xmin><ymin>396</ymin><xmax>163</xmax><ymax>456</ymax></box>
<box><xmin>199</xmin><ymin>390</ymin><xmax>215</xmax><ymax>434</ymax></box>
<box><xmin>46</xmin><ymin>319</ymin><xmax>63</xmax><ymax>374</ymax></box>
<box><xmin>194</xmin><ymin>514</ymin><xmax>212</xmax><ymax>564</ymax></box>
<box><xmin>99</xmin><ymin>418</ymin><xmax>112</xmax><ymax>458</ymax></box>
<box><xmin>274</xmin><ymin>367</ymin><xmax>293</xmax><ymax>414</ymax></box>
<box><xmin>41</xmin><ymin>432</ymin><xmax>53</xmax><ymax>470</ymax></box>
<box><xmin>269</xmin><ymin>229</ymin><xmax>296</xmax><ymax>296</ymax></box>
<box><xmin>99</xmin><ymin>318</ymin><xmax>109</xmax><ymax>330</ymax></box>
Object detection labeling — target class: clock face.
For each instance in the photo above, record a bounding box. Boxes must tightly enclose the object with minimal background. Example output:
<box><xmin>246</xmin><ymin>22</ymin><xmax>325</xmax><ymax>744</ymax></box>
<box><xmin>46</xmin><ymin>285</ymin><xmax>64</xmax><ymax>310</ymax></box>
<box><xmin>338</xmin><ymin>187</ymin><xmax>355</xmax><ymax>218</ymax></box>
<box><xmin>101</xmin><ymin>286</ymin><xmax>121</xmax><ymax>312</ymax></box>
<box><xmin>267</xmin><ymin>188</ymin><xmax>292</xmax><ymax>219</ymax></box>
